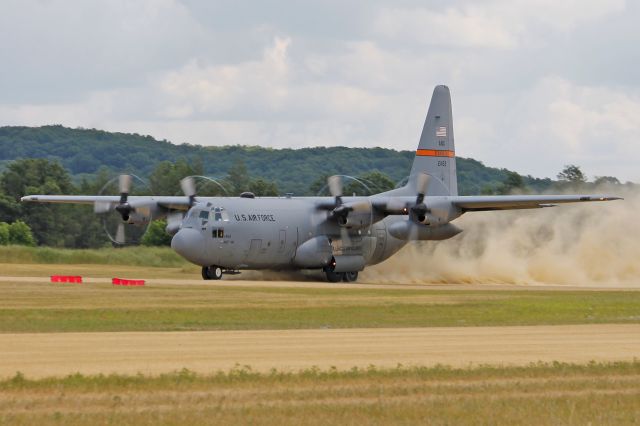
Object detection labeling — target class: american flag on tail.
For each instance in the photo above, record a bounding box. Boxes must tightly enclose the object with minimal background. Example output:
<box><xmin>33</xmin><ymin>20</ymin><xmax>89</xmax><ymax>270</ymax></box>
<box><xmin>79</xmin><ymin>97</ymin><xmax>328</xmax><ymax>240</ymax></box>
<box><xmin>436</xmin><ymin>126</ymin><xmax>447</xmax><ymax>137</ymax></box>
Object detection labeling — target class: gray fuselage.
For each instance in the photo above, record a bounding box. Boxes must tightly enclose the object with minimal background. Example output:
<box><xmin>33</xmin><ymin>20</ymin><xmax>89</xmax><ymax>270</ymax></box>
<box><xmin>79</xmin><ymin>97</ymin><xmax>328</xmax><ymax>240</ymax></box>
<box><xmin>170</xmin><ymin>196</ymin><xmax>408</xmax><ymax>271</ymax></box>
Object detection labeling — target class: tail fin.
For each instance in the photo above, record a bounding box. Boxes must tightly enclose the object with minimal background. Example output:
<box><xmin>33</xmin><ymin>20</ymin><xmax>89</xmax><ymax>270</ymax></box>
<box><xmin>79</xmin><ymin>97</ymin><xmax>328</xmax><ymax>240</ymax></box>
<box><xmin>408</xmin><ymin>85</ymin><xmax>458</xmax><ymax>196</ymax></box>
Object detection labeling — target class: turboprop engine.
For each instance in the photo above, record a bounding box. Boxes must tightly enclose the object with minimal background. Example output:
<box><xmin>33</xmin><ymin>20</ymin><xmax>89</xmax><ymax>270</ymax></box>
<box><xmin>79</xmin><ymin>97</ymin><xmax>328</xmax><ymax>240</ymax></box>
<box><xmin>385</xmin><ymin>173</ymin><xmax>463</xmax><ymax>241</ymax></box>
<box><xmin>333</xmin><ymin>201</ymin><xmax>373</xmax><ymax>229</ymax></box>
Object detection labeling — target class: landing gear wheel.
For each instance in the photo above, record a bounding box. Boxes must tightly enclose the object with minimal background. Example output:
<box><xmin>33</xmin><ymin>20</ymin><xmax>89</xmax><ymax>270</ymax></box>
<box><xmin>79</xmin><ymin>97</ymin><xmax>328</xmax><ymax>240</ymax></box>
<box><xmin>325</xmin><ymin>269</ymin><xmax>344</xmax><ymax>283</ymax></box>
<box><xmin>343</xmin><ymin>271</ymin><xmax>358</xmax><ymax>282</ymax></box>
<box><xmin>202</xmin><ymin>266</ymin><xmax>223</xmax><ymax>280</ymax></box>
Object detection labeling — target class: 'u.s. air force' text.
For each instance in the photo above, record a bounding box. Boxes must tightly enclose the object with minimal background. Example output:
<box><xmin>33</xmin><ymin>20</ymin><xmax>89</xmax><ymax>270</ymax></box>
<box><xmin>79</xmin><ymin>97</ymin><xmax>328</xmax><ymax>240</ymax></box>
<box><xmin>234</xmin><ymin>213</ymin><xmax>276</xmax><ymax>222</ymax></box>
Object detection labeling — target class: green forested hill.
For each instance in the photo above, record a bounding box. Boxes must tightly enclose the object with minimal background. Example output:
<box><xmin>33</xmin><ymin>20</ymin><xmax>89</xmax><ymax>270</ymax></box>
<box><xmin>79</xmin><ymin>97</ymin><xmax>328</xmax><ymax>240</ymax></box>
<box><xmin>0</xmin><ymin>125</ymin><xmax>552</xmax><ymax>195</ymax></box>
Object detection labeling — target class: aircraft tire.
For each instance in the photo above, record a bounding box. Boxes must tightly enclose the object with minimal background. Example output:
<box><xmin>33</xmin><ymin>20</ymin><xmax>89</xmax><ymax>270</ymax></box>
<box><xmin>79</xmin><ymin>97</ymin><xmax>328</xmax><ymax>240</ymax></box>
<box><xmin>343</xmin><ymin>271</ymin><xmax>358</xmax><ymax>282</ymax></box>
<box><xmin>325</xmin><ymin>270</ymin><xmax>344</xmax><ymax>283</ymax></box>
<box><xmin>202</xmin><ymin>266</ymin><xmax>223</xmax><ymax>280</ymax></box>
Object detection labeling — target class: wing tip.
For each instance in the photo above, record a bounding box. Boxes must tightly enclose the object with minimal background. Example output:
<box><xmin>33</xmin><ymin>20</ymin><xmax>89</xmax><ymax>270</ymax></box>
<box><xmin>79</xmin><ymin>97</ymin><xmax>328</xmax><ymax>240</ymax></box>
<box><xmin>592</xmin><ymin>196</ymin><xmax>624</xmax><ymax>201</ymax></box>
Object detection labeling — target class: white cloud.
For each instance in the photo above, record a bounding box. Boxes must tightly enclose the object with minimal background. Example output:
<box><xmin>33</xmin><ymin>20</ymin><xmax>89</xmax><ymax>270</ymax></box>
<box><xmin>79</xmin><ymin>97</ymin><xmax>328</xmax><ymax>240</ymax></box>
<box><xmin>0</xmin><ymin>0</ymin><xmax>209</xmax><ymax>100</ymax></box>
<box><xmin>157</xmin><ymin>37</ymin><xmax>292</xmax><ymax>119</ymax></box>
<box><xmin>458</xmin><ymin>77</ymin><xmax>640</xmax><ymax>181</ymax></box>
<box><xmin>373</xmin><ymin>0</ymin><xmax>626</xmax><ymax>49</ymax></box>
<box><xmin>374</xmin><ymin>7</ymin><xmax>518</xmax><ymax>49</ymax></box>
<box><xmin>0</xmin><ymin>0</ymin><xmax>637</xmax><ymax>182</ymax></box>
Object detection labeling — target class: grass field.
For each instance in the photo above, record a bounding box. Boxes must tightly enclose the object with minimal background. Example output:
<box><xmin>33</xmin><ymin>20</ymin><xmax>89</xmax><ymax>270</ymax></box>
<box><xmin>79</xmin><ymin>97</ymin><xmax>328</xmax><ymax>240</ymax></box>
<box><xmin>0</xmin><ymin>245</ymin><xmax>191</xmax><ymax>268</ymax></box>
<box><xmin>1</xmin><ymin>362</ymin><xmax>639</xmax><ymax>425</ymax></box>
<box><xmin>2</xmin><ymin>261</ymin><xmax>639</xmax><ymax>424</ymax></box>
<box><xmin>0</xmin><ymin>267</ymin><xmax>639</xmax><ymax>333</ymax></box>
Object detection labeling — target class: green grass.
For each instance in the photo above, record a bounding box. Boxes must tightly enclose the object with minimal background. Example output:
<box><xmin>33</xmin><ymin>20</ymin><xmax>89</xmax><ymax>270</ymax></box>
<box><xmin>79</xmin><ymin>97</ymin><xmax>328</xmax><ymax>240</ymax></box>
<box><xmin>1</xmin><ymin>278</ymin><xmax>639</xmax><ymax>332</ymax></box>
<box><xmin>1</xmin><ymin>362</ymin><xmax>639</xmax><ymax>425</ymax></box>
<box><xmin>0</xmin><ymin>245</ymin><xmax>189</xmax><ymax>267</ymax></box>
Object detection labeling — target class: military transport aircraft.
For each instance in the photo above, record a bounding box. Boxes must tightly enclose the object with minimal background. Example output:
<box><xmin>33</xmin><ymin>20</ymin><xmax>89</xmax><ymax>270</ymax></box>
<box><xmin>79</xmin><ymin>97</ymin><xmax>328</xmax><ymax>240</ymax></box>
<box><xmin>21</xmin><ymin>86</ymin><xmax>621</xmax><ymax>282</ymax></box>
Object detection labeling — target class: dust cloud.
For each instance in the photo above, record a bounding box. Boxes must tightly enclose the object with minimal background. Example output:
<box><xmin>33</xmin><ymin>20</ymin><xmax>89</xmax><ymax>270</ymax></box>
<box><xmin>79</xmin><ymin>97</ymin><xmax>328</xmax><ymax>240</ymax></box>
<box><xmin>364</xmin><ymin>186</ymin><xmax>639</xmax><ymax>286</ymax></box>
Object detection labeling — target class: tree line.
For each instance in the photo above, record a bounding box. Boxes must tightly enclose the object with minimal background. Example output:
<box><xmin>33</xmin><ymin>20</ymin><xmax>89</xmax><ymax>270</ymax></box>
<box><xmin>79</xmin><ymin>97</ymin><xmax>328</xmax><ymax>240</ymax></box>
<box><xmin>0</xmin><ymin>125</ymin><xmax>562</xmax><ymax>196</ymax></box>
<box><xmin>0</xmin><ymin>154</ymin><xmax>627</xmax><ymax>249</ymax></box>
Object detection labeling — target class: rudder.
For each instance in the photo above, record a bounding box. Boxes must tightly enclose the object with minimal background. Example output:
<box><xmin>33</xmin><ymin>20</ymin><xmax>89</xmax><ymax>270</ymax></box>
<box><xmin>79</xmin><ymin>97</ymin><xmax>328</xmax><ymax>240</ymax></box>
<box><xmin>408</xmin><ymin>85</ymin><xmax>458</xmax><ymax>196</ymax></box>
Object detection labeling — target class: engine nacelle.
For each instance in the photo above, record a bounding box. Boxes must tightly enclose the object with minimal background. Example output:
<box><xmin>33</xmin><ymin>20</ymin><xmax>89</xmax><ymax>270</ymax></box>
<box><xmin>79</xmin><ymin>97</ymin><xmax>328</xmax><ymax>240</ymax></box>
<box><xmin>414</xmin><ymin>200</ymin><xmax>461</xmax><ymax>225</ymax></box>
<box><xmin>388</xmin><ymin>221</ymin><xmax>462</xmax><ymax>241</ymax></box>
<box><xmin>293</xmin><ymin>236</ymin><xmax>333</xmax><ymax>268</ymax></box>
<box><xmin>336</xmin><ymin>211</ymin><xmax>372</xmax><ymax>229</ymax></box>
<box><xmin>126</xmin><ymin>212</ymin><xmax>151</xmax><ymax>226</ymax></box>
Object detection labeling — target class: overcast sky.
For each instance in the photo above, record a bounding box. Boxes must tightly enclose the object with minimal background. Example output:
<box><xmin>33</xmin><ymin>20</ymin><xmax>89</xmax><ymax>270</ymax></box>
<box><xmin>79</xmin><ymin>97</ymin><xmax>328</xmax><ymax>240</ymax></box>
<box><xmin>1</xmin><ymin>0</ymin><xmax>638</xmax><ymax>182</ymax></box>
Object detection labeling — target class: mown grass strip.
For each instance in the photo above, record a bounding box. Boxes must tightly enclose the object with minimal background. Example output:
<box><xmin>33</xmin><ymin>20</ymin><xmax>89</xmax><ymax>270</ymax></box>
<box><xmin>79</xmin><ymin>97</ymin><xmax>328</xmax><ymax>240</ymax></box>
<box><xmin>0</xmin><ymin>245</ymin><xmax>188</xmax><ymax>267</ymax></box>
<box><xmin>0</xmin><ymin>289</ymin><xmax>639</xmax><ymax>332</ymax></box>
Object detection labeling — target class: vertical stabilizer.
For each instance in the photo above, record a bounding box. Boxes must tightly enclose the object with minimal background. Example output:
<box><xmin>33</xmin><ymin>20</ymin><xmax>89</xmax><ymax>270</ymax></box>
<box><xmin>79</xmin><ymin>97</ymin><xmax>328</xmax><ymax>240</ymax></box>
<box><xmin>408</xmin><ymin>85</ymin><xmax>458</xmax><ymax>196</ymax></box>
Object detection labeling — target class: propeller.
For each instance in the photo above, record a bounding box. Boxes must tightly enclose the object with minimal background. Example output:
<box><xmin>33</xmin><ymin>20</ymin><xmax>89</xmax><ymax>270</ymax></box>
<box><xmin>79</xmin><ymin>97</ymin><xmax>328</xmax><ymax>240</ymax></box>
<box><xmin>165</xmin><ymin>176</ymin><xmax>198</xmax><ymax>235</ymax></box>
<box><xmin>94</xmin><ymin>174</ymin><xmax>152</xmax><ymax>246</ymax></box>
<box><xmin>328</xmin><ymin>175</ymin><xmax>343</xmax><ymax>204</ymax></box>
<box><xmin>115</xmin><ymin>223</ymin><xmax>126</xmax><ymax>245</ymax></box>
<box><xmin>180</xmin><ymin>176</ymin><xmax>197</xmax><ymax>207</ymax></box>
<box><xmin>114</xmin><ymin>174</ymin><xmax>134</xmax><ymax>221</ymax></box>
<box><xmin>410</xmin><ymin>173</ymin><xmax>431</xmax><ymax>223</ymax></box>
<box><xmin>326</xmin><ymin>175</ymin><xmax>352</xmax><ymax>247</ymax></box>
<box><xmin>326</xmin><ymin>175</ymin><xmax>372</xmax><ymax>223</ymax></box>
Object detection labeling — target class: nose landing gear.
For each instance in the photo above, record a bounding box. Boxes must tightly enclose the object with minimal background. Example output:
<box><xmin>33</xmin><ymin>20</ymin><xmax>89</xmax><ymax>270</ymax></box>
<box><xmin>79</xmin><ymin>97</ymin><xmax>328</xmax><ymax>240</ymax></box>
<box><xmin>202</xmin><ymin>265</ymin><xmax>223</xmax><ymax>280</ymax></box>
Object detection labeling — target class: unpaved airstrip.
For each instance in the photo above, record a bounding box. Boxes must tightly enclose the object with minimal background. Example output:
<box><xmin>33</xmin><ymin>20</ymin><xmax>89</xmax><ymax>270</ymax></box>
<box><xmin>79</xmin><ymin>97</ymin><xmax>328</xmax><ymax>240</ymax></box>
<box><xmin>1</xmin><ymin>324</ymin><xmax>639</xmax><ymax>378</ymax></box>
<box><xmin>1</xmin><ymin>272</ymin><xmax>639</xmax><ymax>379</ymax></box>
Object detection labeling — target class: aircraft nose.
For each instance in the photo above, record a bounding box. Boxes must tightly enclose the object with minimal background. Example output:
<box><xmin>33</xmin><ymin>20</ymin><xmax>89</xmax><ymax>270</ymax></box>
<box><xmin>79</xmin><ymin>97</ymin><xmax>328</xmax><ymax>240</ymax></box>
<box><xmin>171</xmin><ymin>228</ymin><xmax>206</xmax><ymax>265</ymax></box>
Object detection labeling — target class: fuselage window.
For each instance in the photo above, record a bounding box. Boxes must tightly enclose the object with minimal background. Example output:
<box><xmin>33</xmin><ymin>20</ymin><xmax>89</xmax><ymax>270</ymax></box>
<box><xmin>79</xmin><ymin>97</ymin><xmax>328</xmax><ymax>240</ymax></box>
<box><xmin>212</xmin><ymin>228</ymin><xmax>224</xmax><ymax>238</ymax></box>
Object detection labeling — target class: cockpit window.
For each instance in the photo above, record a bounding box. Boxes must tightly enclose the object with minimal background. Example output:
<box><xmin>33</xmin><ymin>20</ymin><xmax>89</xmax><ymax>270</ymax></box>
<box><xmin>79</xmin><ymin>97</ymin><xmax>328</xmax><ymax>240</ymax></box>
<box><xmin>211</xmin><ymin>207</ymin><xmax>230</xmax><ymax>222</ymax></box>
<box><xmin>199</xmin><ymin>210</ymin><xmax>209</xmax><ymax>220</ymax></box>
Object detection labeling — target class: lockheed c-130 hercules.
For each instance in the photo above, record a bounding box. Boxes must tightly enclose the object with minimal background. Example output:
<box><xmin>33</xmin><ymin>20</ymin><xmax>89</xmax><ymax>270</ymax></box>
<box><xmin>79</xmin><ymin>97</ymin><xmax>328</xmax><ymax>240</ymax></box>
<box><xmin>21</xmin><ymin>86</ymin><xmax>621</xmax><ymax>282</ymax></box>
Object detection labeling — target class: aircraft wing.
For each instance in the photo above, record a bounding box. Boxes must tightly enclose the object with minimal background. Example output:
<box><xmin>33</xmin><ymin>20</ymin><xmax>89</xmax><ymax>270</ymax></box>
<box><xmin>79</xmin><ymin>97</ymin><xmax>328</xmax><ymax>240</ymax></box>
<box><xmin>370</xmin><ymin>194</ymin><xmax>622</xmax><ymax>215</ymax></box>
<box><xmin>451</xmin><ymin>195</ymin><xmax>622</xmax><ymax>212</ymax></box>
<box><xmin>20</xmin><ymin>195</ymin><xmax>192</xmax><ymax>210</ymax></box>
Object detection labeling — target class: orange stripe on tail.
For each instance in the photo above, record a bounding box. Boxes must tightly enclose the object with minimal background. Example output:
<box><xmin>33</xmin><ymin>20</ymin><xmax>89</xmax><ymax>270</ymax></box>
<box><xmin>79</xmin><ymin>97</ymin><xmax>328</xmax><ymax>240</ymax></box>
<box><xmin>415</xmin><ymin>149</ymin><xmax>455</xmax><ymax>157</ymax></box>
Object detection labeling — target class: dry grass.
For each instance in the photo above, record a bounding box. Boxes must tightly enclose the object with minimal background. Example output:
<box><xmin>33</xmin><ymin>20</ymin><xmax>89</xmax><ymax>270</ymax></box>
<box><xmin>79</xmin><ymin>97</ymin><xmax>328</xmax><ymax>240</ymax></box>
<box><xmin>1</xmin><ymin>362</ymin><xmax>639</xmax><ymax>425</ymax></box>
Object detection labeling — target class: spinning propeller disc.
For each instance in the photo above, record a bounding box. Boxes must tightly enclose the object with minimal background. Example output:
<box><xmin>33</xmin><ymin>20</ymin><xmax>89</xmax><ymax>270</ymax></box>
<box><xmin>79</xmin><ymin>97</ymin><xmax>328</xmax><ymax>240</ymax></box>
<box><xmin>97</xmin><ymin>174</ymin><xmax>151</xmax><ymax>246</ymax></box>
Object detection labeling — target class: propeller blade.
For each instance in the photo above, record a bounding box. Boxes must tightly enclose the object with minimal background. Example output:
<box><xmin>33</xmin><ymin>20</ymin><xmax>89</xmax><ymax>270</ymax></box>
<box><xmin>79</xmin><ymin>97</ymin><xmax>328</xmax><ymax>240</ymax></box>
<box><xmin>347</xmin><ymin>200</ymin><xmax>372</xmax><ymax>214</ymax></box>
<box><xmin>180</xmin><ymin>176</ymin><xmax>197</xmax><ymax>206</ymax></box>
<box><xmin>119</xmin><ymin>174</ymin><xmax>132</xmax><ymax>195</ymax></box>
<box><xmin>340</xmin><ymin>225</ymin><xmax>351</xmax><ymax>247</ymax></box>
<box><xmin>180</xmin><ymin>176</ymin><xmax>196</xmax><ymax>198</ymax></box>
<box><xmin>409</xmin><ymin>222</ymin><xmax>420</xmax><ymax>241</ymax></box>
<box><xmin>411</xmin><ymin>172</ymin><xmax>431</xmax><ymax>219</ymax></box>
<box><xmin>165</xmin><ymin>211</ymin><xmax>184</xmax><ymax>235</ymax></box>
<box><xmin>328</xmin><ymin>175</ymin><xmax>342</xmax><ymax>198</ymax></box>
<box><xmin>416</xmin><ymin>173</ymin><xmax>430</xmax><ymax>196</ymax></box>
<box><xmin>115</xmin><ymin>223</ymin><xmax>126</xmax><ymax>245</ymax></box>
<box><xmin>94</xmin><ymin>201</ymin><xmax>113</xmax><ymax>214</ymax></box>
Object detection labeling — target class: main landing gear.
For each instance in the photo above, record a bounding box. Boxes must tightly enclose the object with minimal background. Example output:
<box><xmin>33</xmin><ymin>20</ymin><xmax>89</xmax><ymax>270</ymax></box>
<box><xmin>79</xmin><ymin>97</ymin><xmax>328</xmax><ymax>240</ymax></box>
<box><xmin>324</xmin><ymin>268</ymin><xmax>359</xmax><ymax>283</ymax></box>
<box><xmin>202</xmin><ymin>265</ymin><xmax>223</xmax><ymax>280</ymax></box>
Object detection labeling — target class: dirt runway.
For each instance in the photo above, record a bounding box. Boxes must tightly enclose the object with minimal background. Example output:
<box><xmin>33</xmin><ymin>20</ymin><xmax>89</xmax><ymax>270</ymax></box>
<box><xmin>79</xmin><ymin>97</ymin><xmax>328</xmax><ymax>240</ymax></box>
<box><xmin>1</xmin><ymin>275</ymin><xmax>638</xmax><ymax>291</ymax></box>
<box><xmin>1</xmin><ymin>324</ymin><xmax>638</xmax><ymax>378</ymax></box>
